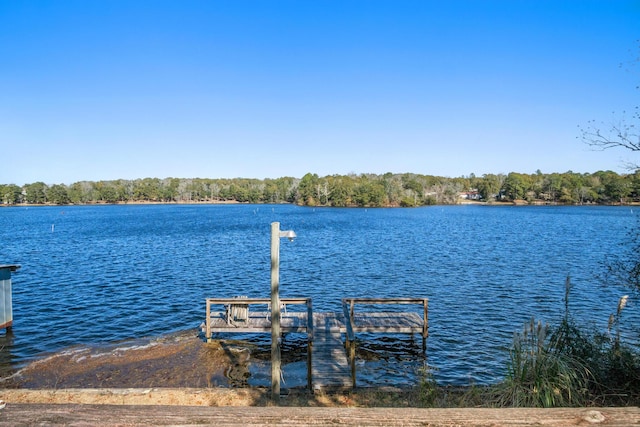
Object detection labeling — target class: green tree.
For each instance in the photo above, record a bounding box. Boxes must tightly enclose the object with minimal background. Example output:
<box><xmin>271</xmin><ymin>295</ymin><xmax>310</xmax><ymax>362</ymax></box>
<box><xmin>296</xmin><ymin>173</ymin><xmax>320</xmax><ymax>206</ymax></box>
<box><xmin>502</xmin><ymin>173</ymin><xmax>526</xmax><ymax>201</ymax></box>
<box><xmin>558</xmin><ymin>172</ymin><xmax>585</xmax><ymax>204</ymax></box>
<box><xmin>95</xmin><ymin>181</ymin><xmax>121</xmax><ymax>203</ymax></box>
<box><xmin>244</xmin><ymin>179</ymin><xmax>264</xmax><ymax>203</ymax></box>
<box><xmin>353</xmin><ymin>176</ymin><xmax>387</xmax><ymax>207</ymax></box>
<box><xmin>630</xmin><ymin>170</ymin><xmax>640</xmax><ymax>202</ymax></box>
<box><xmin>46</xmin><ymin>184</ymin><xmax>70</xmax><ymax>205</ymax></box>
<box><xmin>23</xmin><ymin>182</ymin><xmax>48</xmax><ymax>204</ymax></box>
<box><xmin>133</xmin><ymin>178</ymin><xmax>161</xmax><ymax>201</ymax></box>
<box><xmin>401</xmin><ymin>178</ymin><xmax>422</xmax><ymax>204</ymax></box>
<box><xmin>603</xmin><ymin>172</ymin><xmax>630</xmax><ymax>204</ymax></box>
<box><xmin>477</xmin><ymin>174</ymin><xmax>503</xmax><ymax>202</ymax></box>
<box><xmin>0</xmin><ymin>184</ymin><xmax>22</xmax><ymax>204</ymax></box>
<box><xmin>161</xmin><ymin>178</ymin><xmax>180</xmax><ymax>202</ymax></box>
<box><xmin>67</xmin><ymin>181</ymin><xmax>95</xmax><ymax>204</ymax></box>
<box><xmin>382</xmin><ymin>172</ymin><xmax>402</xmax><ymax>206</ymax></box>
<box><xmin>327</xmin><ymin>175</ymin><xmax>354</xmax><ymax>207</ymax></box>
<box><xmin>262</xmin><ymin>177</ymin><xmax>295</xmax><ymax>203</ymax></box>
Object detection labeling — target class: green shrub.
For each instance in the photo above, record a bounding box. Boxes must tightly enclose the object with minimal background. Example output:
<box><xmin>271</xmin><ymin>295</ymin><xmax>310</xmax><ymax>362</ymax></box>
<box><xmin>495</xmin><ymin>317</ymin><xmax>591</xmax><ymax>407</ymax></box>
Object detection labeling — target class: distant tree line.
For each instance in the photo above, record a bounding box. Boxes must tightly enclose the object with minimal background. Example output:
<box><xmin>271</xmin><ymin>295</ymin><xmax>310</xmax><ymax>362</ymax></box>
<box><xmin>1</xmin><ymin>170</ymin><xmax>640</xmax><ymax>207</ymax></box>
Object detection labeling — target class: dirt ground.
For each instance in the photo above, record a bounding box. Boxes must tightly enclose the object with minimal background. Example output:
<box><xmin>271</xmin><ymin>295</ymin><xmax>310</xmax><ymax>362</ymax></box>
<box><xmin>2</xmin><ymin>333</ymin><xmax>246</xmax><ymax>389</ymax></box>
<box><xmin>0</xmin><ymin>328</ymin><xmax>448</xmax><ymax>409</ymax></box>
<box><xmin>0</xmin><ymin>331</ymin><xmax>269</xmax><ymax>405</ymax></box>
<box><xmin>0</xmin><ymin>331</ymin><xmax>410</xmax><ymax>407</ymax></box>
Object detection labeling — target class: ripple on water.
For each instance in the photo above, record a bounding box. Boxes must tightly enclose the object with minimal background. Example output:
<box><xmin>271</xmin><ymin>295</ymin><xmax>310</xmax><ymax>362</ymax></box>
<box><xmin>0</xmin><ymin>204</ymin><xmax>638</xmax><ymax>385</ymax></box>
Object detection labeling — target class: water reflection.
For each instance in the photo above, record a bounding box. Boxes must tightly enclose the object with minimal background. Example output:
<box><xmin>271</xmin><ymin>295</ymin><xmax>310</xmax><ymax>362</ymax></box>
<box><xmin>245</xmin><ymin>334</ymin><xmax>428</xmax><ymax>388</ymax></box>
<box><xmin>218</xmin><ymin>342</ymin><xmax>251</xmax><ymax>387</ymax></box>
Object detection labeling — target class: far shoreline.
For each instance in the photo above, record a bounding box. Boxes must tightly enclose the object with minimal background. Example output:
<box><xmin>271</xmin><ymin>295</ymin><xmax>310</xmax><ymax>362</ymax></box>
<box><xmin>3</xmin><ymin>199</ymin><xmax>639</xmax><ymax>208</ymax></box>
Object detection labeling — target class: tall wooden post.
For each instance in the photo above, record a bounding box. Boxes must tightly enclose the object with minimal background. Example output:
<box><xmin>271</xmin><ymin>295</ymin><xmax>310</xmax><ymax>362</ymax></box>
<box><xmin>423</xmin><ymin>298</ymin><xmax>429</xmax><ymax>353</ymax></box>
<box><xmin>205</xmin><ymin>299</ymin><xmax>212</xmax><ymax>342</ymax></box>
<box><xmin>350</xmin><ymin>339</ymin><xmax>356</xmax><ymax>388</ymax></box>
<box><xmin>307</xmin><ymin>298</ymin><xmax>313</xmax><ymax>391</ymax></box>
<box><xmin>270</xmin><ymin>222</ymin><xmax>281</xmax><ymax>402</ymax></box>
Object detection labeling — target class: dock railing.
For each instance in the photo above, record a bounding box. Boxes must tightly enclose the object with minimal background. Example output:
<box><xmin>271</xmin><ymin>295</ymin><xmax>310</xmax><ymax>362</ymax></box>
<box><xmin>341</xmin><ymin>297</ymin><xmax>429</xmax><ymax>388</ymax></box>
<box><xmin>205</xmin><ymin>297</ymin><xmax>313</xmax><ymax>340</ymax></box>
<box><xmin>342</xmin><ymin>297</ymin><xmax>428</xmax><ymax>340</ymax></box>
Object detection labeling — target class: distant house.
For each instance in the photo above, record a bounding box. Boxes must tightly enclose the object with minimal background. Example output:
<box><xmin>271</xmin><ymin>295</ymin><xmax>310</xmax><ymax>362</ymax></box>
<box><xmin>460</xmin><ymin>190</ymin><xmax>482</xmax><ymax>200</ymax></box>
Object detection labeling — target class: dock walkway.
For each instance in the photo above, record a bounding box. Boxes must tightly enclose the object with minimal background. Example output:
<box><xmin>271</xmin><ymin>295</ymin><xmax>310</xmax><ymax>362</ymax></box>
<box><xmin>310</xmin><ymin>312</ymin><xmax>352</xmax><ymax>389</ymax></box>
<box><xmin>203</xmin><ymin>297</ymin><xmax>428</xmax><ymax>391</ymax></box>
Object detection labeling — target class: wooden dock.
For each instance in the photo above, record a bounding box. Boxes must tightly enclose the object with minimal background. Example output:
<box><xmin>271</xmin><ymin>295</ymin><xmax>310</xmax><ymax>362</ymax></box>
<box><xmin>310</xmin><ymin>312</ymin><xmax>352</xmax><ymax>389</ymax></box>
<box><xmin>203</xmin><ymin>297</ymin><xmax>428</xmax><ymax>391</ymax></box>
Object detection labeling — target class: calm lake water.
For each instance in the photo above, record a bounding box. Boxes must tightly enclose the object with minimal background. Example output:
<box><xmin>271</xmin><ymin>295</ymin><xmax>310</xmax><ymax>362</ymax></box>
<box><xmin>1</xmin><ymin>204</ymin><xmax>638</xmax><ymax>386</ymax></box>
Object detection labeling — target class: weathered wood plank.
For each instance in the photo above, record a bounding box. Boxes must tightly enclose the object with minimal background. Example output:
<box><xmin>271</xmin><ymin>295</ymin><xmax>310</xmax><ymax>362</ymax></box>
<box><xmin>207</xmin><ymin>312</ymin><xmax>423</xmax><ymax>334</ymax></box>
<box><xmin>207</xmin><ymin>312</ymin><xmax>311</xmax><ymax>333</ymax></box>
<box><xmin>0</xmin><ymin>404</ymin><xmax>636</xmax><ymax>427</ymax></box>
<box><xmin>311</xmin><ymin>328</ymin><xmax>351</xmax><ymax>389</ymax></box>
<box><xmin>343</xmin><ymin>312</ymin><xmax>424</xmax><ymax>334</ymax></box>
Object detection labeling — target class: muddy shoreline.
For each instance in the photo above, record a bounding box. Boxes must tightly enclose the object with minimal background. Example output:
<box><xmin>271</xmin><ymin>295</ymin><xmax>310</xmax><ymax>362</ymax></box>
<box><xmin>0</xmin><ymin>331</ymin><xmax>270</xmax><ymax>390</ymax></box>
<box><xmin>1</xmin><ymin>329</ymin><xmax>425</xmax><ymax>391</ymax></box>
<box><xmin>0</xmin><ymin>330</ymin><xmax>423</xmax><ymax>407</ymax></box>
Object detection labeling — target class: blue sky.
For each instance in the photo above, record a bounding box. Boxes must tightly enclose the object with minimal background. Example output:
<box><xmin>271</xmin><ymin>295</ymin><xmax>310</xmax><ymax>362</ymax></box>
<box><xmin>1</xmin><ymin>1</ymin><xmax>638</xmax><ymax>185</ymax></box>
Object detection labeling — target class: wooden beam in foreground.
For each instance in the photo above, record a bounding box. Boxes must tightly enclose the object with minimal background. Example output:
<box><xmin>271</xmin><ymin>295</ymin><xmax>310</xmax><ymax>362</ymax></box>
<box><xmin>0</xmin><ymin>404</ymin><xmax>636</xmax><ymax>427</ymax></box>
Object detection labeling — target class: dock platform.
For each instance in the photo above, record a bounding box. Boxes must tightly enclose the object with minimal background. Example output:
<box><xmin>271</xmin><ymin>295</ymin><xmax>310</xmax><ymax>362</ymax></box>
<box><xmin>203</xmin><ymin>297</ymin><xmax>428</xmax><ymax>391</ymax></box>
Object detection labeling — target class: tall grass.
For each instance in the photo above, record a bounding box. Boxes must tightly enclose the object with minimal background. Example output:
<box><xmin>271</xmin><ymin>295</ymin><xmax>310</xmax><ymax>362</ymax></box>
<box><xmin>495</xmin><ymin>317</ymin><xmax>591</xmax><ymax>407</ymax></box>
<box><xmin>494</xmin><ymin>277</ymin><xmax>640</xmax><ymax>407</ymax></box>
<box><xmin>412</xmin><ymin>277</ymin><xmax>640</xmax><ymax>407</ymax></box>
<box><xmin>589</xmin><ymin>294</ymin><xmax>640</xmax><ymax>404</ymax></box>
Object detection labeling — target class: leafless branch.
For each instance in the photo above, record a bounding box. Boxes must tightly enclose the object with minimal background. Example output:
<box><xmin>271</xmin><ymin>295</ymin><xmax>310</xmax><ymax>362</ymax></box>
<box><xmin>579</xmin><ymin>41</ymin><xmax>639</xmax><ymax>169</ymax></box>
<box><xmin>580</xmin><ymin>109</ymin><xmax>640</xmax><ymax>152</ymax></box>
